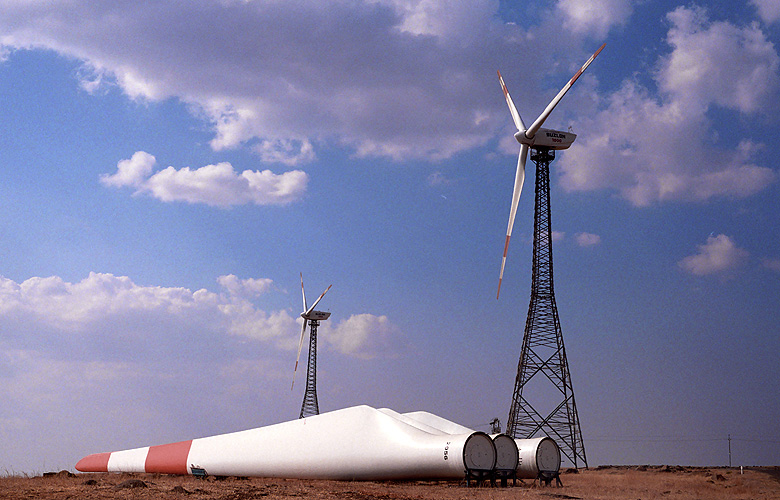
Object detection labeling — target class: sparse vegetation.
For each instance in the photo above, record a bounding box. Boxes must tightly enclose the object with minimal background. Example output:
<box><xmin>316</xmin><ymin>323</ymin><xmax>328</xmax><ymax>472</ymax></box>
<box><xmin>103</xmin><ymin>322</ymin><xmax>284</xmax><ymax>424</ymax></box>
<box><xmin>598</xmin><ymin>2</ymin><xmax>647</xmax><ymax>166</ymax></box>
<box><xmin>0</xmin><ymin>466</ymin><xmax>777</xmax><ymax>500</ymax></box>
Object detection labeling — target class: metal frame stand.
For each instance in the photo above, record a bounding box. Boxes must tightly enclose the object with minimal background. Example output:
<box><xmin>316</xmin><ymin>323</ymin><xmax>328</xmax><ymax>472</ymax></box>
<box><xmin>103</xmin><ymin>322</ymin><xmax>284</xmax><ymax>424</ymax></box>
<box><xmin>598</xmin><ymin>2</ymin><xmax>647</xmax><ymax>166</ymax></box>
<box><xmin>536</xmin><ymin>470</ymin><xmax>563</xmax><ymax>487</ymax></box>
<box><xmin>506</xmin><ymin>147</ymin><xmax>587</xmax><ymax>469</ymax></box>
<box><xmin>492</xmin><ymin>469</ymin><xmax>517</xmax><ymax>487</ymax></box>
<box><xmin>464</xmin><ymin>468</ymin><xmax>493</xmax><ymax>487</ymax></box>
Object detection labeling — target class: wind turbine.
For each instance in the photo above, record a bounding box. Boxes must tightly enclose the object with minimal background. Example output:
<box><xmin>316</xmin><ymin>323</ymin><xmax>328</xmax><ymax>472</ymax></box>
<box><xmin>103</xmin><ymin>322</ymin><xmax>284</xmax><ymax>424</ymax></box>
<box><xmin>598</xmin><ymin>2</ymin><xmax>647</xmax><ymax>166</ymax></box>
<box><xmin>292</xmin><ymin>273</ymin><xmax>331</xmax><ymax>418</ymax></box>
<box><xmin>496</xmin><ymin>43</ymin><xmax>605</xmax><ymax>299</ymax></box>
<box><xmin>497</xmin><ymin>44</ymin><xmax>605</xmax><ymax>469</ymax></box>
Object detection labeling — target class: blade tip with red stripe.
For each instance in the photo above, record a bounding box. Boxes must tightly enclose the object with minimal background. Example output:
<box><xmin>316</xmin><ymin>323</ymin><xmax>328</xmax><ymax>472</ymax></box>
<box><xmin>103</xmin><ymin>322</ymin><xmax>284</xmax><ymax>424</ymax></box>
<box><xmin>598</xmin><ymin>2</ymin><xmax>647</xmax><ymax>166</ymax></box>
<box><xmin>75</xmin><ymin>452</ymin><xmax>111</xmax><ymax>472</ymax></box>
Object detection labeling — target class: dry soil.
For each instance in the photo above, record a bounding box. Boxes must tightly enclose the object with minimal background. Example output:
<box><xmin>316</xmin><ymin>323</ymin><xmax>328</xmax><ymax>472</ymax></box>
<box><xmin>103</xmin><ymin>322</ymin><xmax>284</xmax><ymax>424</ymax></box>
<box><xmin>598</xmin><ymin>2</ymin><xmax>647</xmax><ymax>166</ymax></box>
<box><xmin>1</xmin><ymin>466</ymin><xmax>778</xmax><ymax>500</ymax></box>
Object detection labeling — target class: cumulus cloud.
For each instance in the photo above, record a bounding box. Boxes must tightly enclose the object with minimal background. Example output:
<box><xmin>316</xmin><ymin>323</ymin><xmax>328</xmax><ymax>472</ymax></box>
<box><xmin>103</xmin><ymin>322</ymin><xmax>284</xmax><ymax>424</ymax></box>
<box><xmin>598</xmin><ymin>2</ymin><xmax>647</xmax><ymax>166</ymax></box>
<box><xmin>678</xmin><ymin>234</ymin><xmax>749</xmax><ymax>276</ymax></box>
<box><xmin>751</xmin><ymin>0</ymin><xmax>780</xmax><ymax>24</ymax></box>
<box><xmin>660</xmin><ymin>6</ymin><xmax>780</xmax><ymax>114</ymax></box>
<box><xmin>252</xmin><ymin>139</ymin><xmax>316</xmax><ymax>167</ymax></box>
<box><xmin>0</xmin><ymin>0</ymin><xmax>525</xmax><ymax>162</ymax></box>
<box><xmin>100</xmin><ymin>151</ymin><xmax>155</xmax><ymax>188</ymax></box>
<box><xmin>558</xmin><ymin>6</ymin><xmax>779</xmax><ymax>206</ymax></box>
<box><xmin>0</xmin><ymin>273</ymin><xmax>276</xmax><ymax>355</ymax></box>
<box><xmin>0</xmin><ymin>272</ymin><xmax>402</xmax><ymax>360</ymax></box>
<box><xmin>0</xmin><ymin>0</ymin><xmax>622</xmax><ymax>164</ymax></box>
<box><xmin>217</xmin><ymin>275</ymin><xmax>274</xmax><ymax>298</ymax></box>
<box><xmin>101</xmin><ymin>151</ymin><xmax>308</xmax><ymax>206</ymax></box>
<box><xmin>574</xmin><ymin>232</ymin><xmax>601</xmax><ymax>247</ymax></box>
<box><xmin>321</xmin><ymin>314</ymin><xmax>404</xmax><ymax>359</ymax></box>
<box><xmin>387</xmin><ymin>0</ymin><xmax>496</xmax><ymax>41</ymax></box>
<box><xmin>556</xmin><ymin>0</ymin><xmax>633</xmax><ymax>37</ymax></box>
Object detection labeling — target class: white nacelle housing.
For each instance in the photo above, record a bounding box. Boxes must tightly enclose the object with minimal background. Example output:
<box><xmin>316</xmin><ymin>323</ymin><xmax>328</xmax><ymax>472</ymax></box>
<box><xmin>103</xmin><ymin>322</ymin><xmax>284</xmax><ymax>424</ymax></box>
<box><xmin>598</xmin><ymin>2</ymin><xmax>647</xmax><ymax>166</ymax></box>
<box><xmin>306</xmin><ymin>310</ymin><xmax>331</xmax><ymax>321</ymax></box>
<box><xmin>515</xmin><ymin>128</ymin><xmax>576</xmax><ymax>151</ymax></box>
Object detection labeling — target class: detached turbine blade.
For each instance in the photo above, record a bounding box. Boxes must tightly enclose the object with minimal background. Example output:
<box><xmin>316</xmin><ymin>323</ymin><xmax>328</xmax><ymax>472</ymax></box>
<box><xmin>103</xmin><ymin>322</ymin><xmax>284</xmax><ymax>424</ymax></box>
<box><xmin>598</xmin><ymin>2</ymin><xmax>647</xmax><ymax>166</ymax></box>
<box><xmin>525</xmin><ymin>43</ymin><xmax>605</xmax><ymax>139</ymax></box>
<box><xmin>305</xmin><ymin>284</ymin><xmax>332</xmax><ymax>317</ymax></box>
<box><xmin>498</xmin><ymin>144</ymin><xmax>529</xmax><ymax>299</ymax></box>
<box><xmin>292</xmin><ymin>319</ymin><xmax>308</xmax><ymax>390</ymax></box>
<box><xmin>498</xmin><ymin>70</ymin><xmax>526</xmax><ymax>132</ymax></box>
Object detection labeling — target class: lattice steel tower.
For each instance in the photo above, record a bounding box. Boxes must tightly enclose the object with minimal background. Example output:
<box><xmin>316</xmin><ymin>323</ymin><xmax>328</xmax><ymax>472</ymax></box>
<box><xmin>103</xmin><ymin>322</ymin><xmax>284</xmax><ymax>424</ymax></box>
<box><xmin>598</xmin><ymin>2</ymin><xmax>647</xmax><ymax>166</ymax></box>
<box><xmin>300</xmin><ymin>319</ymin><xmax>321</xmax><ymax>418</ymax></box>
<box><xmin>506</xmin><ymin>148</ymin><xmax>587</xmax><ymax>468</ymax></box>
<box><xmin>293</xmin><ymin>275</ymin><xmax>331</xmax><ymax>419</ymax></box>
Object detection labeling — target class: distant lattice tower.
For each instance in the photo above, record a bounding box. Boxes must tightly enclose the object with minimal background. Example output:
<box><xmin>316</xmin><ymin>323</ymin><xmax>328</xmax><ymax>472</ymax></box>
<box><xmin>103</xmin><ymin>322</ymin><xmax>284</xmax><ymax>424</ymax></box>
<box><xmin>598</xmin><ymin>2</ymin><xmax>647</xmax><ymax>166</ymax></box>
<box><xmin>292</xmin><ymin>274</ymin><xmax>332</xmax><ymax>419</ymax></box>
<box><xmin>505</xmin><ymin>148</ymin><xmax>587</xmax><ymax>468</ymax></box>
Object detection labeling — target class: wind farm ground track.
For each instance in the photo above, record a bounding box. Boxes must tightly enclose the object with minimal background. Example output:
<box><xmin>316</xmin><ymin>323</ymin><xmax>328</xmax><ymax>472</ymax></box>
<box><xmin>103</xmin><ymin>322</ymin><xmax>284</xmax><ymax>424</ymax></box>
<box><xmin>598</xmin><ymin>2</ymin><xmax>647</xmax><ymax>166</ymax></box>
<box><xmin>1</xmin><ymin>466</ymin><xmax>778</xmax><ymax>500</ymax></box>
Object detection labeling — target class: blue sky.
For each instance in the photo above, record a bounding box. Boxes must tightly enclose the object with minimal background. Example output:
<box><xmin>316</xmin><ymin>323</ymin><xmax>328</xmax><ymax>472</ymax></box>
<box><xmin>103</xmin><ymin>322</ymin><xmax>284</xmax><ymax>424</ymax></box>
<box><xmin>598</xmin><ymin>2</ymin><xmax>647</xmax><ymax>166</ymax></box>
<box><xmin>1</xmin><ymin>0</ymin><xmax>779</xmax><ymax>472</ymax></box>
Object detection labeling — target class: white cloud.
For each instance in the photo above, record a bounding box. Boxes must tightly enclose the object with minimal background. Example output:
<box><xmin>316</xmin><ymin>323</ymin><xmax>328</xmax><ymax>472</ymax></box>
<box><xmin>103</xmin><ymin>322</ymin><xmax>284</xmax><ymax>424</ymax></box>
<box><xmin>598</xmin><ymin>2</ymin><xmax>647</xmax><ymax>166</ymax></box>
<box><xmin>321</xmin><ymin>314</ymin><xmax>404</xmax><ymax>359</ymax></box>
<box><xmin>101</xmin><ymin>151</ymin><xmax>308</xmax><ymax>206</ymax></box>
<box><xmin>252</xmin><ymin>138</ymin><xmax>316</xmax><ymax>167</ymax></box>
<box><xmin>678</xmin><ymin>234</ymin><xmax>749</xmax><ymax>276</ymax></box>
<box><xmin>558</xmin><ymin>6</ymin><xmax>779</xmax><ymax>206</ymax></box>
<box><xmin>100</xmin><ymin>151</ymin><xmax>155</xmax><ymax>188</ymax></box>
<box><xmin>575</xmin><ymin>232</ymin><xmax>601</xmax><ymax>247</ymax></box>
<box><xmin>0</xmin><ymin>1</ymin><xmax>516</xmax><ymax>162</ymax></box>
<box><xmin>217</xmin><ymin>274</ymin><xmax>274</xmax><ymax>298</ymax></box>
<box><xmin>385</xmin><ymin>0</ymin><xmax>496</xmax><ymax>42</ymax></box>
<box><xmin>0</xmin><ymin>1</ymin><xmax>611</xmax><ymax>163</ymax></box>
<box><xmin>751</xmin><ymin>0</ymin><xmax>780</xmax><ymax>24</ymax></box>
<box><xmin>0</xmin><ymin>272</ymin><xmax>402</xmax><ymax>359</ymax></box>
<box><xmin>660</xmin><ymin>6</ymin><xmax>780</xmax><ymax>114</ymax></box>
<box><xmin>0</xmin><ymin>273</ymin><xmax>238</xmax><ymax>345</ymax></box>
<box><xmin>556</xmin><ymin>0</ymin><xmax>633</xmax><ymax>37</ymax></box>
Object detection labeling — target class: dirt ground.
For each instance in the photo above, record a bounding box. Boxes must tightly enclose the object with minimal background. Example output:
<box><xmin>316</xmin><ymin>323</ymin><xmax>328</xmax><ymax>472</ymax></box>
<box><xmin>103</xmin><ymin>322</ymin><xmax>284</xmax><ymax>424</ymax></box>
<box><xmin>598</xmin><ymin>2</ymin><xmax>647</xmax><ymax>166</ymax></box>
<box><xmin>2</xmin><ymin>466</ymin><xmax>778</xmax><ymax>500</ymax></box>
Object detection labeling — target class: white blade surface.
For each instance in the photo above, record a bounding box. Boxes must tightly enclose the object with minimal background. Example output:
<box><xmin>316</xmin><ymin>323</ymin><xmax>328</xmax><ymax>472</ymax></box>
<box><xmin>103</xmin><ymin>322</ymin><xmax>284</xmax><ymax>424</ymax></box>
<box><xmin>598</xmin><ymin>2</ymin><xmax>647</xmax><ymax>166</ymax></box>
<box><xmin>76</xmin><ymin>405</ymin><xmax>502</xmax><ymax>481</ymax></box>
<box><xmin>497</xmin><ymin>143</ymin><xmax>528</xmax><ymax>299</ymax></box>
<box><xmin>300</xmin><ymin>272</ymin><xmax>307</xmax><ymax>312</ymax></box>
<box><xmin>292</xmin><ymin>319</ymin><xmax>308</xmax><ymax>390</ymax></box>
<box><xmin>525</xmin><ymin>43</ymin><xmax>605</xmax><ymax>139</ymax></box>
<box><xmin>305</xmin><ymin>284</ymin><xmax>332</xmax><ymax>317</ymax></box>
<box><xmin>498</xmin><ymin>70</ymin><xmax>526</xmax><ymax>132</ymax></box>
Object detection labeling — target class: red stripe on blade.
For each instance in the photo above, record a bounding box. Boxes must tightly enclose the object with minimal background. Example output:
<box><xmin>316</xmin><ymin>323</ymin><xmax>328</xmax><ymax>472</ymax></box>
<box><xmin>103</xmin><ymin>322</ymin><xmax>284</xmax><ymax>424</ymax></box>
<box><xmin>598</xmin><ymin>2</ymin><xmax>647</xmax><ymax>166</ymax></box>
<box><xmin>75</xmin><ymin>452</ymin><xmax>111</xmax><ymax>472</ymax></box>
<box><xmin>145</xmin><ymin>440</ymin><xmax>193</xmax><ymax>475</ymax></box>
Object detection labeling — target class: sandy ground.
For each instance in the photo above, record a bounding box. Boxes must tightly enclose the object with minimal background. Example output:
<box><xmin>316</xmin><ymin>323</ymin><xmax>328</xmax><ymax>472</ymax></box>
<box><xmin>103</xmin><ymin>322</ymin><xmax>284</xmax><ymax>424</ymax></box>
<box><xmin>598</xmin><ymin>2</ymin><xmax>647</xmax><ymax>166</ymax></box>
<box><xmin>1</xmin><ymin>466</ymin><xmax>778</xmax><ymax>500</ymax></box>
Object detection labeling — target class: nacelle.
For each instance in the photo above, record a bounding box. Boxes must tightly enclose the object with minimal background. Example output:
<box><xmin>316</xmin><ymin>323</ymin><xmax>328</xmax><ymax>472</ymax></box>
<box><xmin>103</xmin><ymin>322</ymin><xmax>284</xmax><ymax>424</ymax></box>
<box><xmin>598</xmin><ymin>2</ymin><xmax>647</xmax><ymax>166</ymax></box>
<box><xmin>515</xmin><ymin>128</ymin><xmax>576</xmax><ymax>150</ymax></box>
<box><xmin>306</xmin><ymin>310</ymin><xmax>331</xmax><ymax>321</ymax></box>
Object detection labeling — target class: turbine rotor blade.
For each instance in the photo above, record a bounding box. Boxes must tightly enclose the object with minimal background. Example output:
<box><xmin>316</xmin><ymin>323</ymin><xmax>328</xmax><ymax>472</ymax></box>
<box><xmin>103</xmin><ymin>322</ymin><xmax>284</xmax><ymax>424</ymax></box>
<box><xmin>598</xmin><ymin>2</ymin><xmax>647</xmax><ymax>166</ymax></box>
<box><xmin>291</xmin><ymin>319</ymin><xmax>308</xmax><ymax>390</ymax></box>
<box><xmin>525</xmin><ymin>43</ymin><xmax>605</xmax><ymax>139</ymax></box>
<box><xmin>305</xmin><ymin>284</ymin><xmax>332</xmax><ymax>317</ymax></box>
<box><xmin>498</xmin><ymin>70</ymin><xmax>526</xmax><ymax>132</ymax></box>
<box><xmin>497</xmin><ymin>144</ymin><xmax>528</xmax><ymax>299</ymax></box>
<box><xmin>300</xmin><ymin>272</ymin><xmax>307</xmax><ymax>312</ymax></box>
